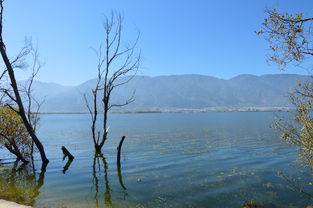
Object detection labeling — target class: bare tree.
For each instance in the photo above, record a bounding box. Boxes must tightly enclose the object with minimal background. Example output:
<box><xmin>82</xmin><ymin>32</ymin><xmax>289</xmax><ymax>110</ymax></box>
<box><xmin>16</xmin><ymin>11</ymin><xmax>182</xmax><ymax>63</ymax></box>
<box><xmin>84</xmin><ymin>12</ymin><xmax>140</xmax><ymax>154</ymax></box>
<box><xmin>23</xmin><ymin>47</ymin><xmax>45</xmax><ymax>156</ymax></box>
<box><xmin>0</xmin><ymin>0</ymin><xmax>49</xmax><ymax>165</ymax></box>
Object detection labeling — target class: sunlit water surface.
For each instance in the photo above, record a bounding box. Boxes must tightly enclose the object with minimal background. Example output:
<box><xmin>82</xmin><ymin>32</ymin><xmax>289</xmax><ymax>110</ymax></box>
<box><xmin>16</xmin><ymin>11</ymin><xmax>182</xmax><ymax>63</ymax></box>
<box><xmin>0</xmin><ymin>112</ymin><xmax>313</xmax><ymax>208</ymax></box>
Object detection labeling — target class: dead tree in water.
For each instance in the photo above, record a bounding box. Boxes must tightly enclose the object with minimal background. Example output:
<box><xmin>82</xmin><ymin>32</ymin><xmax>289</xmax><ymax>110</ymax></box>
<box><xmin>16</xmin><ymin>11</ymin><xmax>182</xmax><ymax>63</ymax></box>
<box><xmin>62</xmin><ymin>146</ymin><xmax>74</xmax><ymax>174</ymax></box>
<box><xmin>0</xmin><ymin>0</ymin><xmax>49</xmax><ymax>165</ymax></box>
<box><xmin>61</xmin><ymin>146</ymin><xmax>74</xmax><ymax>160</ymax></box>
<box><xmin>84</xmin><ymin>12</ymin><xmax>140</xmax><ymax>154</ymax></box>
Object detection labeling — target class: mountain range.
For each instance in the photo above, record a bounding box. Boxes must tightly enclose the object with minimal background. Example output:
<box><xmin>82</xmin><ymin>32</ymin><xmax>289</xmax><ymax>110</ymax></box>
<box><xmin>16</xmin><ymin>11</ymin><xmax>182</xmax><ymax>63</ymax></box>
<box><xmin>26</xmin><ymin>74</ymin><xmax>310</xmax><ymax>113</ymax></box>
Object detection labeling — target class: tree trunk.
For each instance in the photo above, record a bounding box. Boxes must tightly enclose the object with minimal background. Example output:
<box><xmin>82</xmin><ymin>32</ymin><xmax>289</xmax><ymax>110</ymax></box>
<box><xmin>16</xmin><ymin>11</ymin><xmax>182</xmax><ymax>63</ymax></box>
<box><xmin>4</xmin><ymin>143</ymin><xmax>29</xmax><ymax>164</ymax></box>
<box><xmin>95</xmin><ymin>144</ymin><xmax>103</xmax><ymax>154</ymax></box>
<box><xmin>99</xmin><ymin>104</ymin><xmax>109</xmax><ymax>150</ymax></box>
<box><xmin>0</xmin><ymin>43</ymin><xmax>49</xmax><ymax>165</ymax></box>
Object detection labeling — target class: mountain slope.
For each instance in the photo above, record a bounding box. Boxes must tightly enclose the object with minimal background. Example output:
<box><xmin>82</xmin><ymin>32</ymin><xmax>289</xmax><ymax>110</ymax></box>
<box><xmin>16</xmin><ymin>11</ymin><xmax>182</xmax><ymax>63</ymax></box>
<box><xmin>27</xmin><ymin>74</ymin><xmax>309</xmax><ymax>112</ymax></box>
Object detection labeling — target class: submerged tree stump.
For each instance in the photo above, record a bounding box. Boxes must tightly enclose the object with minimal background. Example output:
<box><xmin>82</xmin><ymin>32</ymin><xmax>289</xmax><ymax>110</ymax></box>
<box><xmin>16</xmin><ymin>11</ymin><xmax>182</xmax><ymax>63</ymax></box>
<box><xmin>61</xmin><ymin>146</ymin><xmax>74</xmax><ymax>160</ymax></box>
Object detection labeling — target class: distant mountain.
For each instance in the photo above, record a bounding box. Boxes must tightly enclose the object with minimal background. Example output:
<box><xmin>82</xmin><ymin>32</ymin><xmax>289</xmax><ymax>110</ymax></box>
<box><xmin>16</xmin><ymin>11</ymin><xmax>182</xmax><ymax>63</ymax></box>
<box><xmin>26</xmin><ymin>74</ymin><xmax>309</xmax><ymax>112</ymax></box>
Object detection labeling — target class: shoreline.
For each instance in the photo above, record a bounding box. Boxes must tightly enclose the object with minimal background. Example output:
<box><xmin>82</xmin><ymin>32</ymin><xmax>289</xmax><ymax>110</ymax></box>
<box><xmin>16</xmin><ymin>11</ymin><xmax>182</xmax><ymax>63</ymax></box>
<box><xmin>37</xmin><ymin>107</ymin><xmax>293</xmax><ymax>114</ymax></box>
<box><xmin>0</xmin><ymin>200</ymin><xmax>32</xmax><ymax>208</ymax></box>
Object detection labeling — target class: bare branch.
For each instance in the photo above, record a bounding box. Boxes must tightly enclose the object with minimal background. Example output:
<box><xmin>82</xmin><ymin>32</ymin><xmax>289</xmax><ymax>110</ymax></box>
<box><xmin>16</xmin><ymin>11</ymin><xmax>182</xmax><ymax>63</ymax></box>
<box><xmin>5</xmin><ymin>103</ymin><xmax>19</xmax><ymax>114</ymax></box>
<box><xmin>0</xmin><ymin>68</ymin><xmax>6</xmax><ymax>80</ymax></box>
<box><xmin>83</xmin><ymin>93</ymin><xmax>93</xmax><ymax>118</ymax></box>
<box><xmin>85</xmin><ymin>11</ymin><xmax>141</xmax><ymax>153</ymax></box>
<box><xmin>2</xmin><ymin>88</ymin><xmax>16</xmax><ymax>102</ymax></box>
<box><xmin>10</xmin><ymin>40</ymin><xmax>32</xmax><ymax>69</ymax></box>
<box><xmin>109</xmin><ymin>90</ymin><xmax>135</xmax><ymax>110</ymax></box>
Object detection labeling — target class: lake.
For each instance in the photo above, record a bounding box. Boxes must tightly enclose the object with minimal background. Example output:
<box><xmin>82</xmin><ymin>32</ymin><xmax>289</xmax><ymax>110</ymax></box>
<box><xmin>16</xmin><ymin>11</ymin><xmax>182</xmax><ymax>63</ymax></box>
<box><xmin>0</xmin><ymin>112</ymin><xmax>313</xmax><ymax>208</ymax></box>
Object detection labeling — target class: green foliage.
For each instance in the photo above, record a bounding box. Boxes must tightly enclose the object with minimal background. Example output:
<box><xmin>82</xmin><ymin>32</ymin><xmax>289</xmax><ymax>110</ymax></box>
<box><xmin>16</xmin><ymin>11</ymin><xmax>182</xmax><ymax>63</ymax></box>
<box><xmin>271</xmin><ymin>78</ymin><xmax>313</xmax><ymax>166</ymax></box>
<box><xmin>0</xmin><ymin>107</ymin><xmax>32</xmax><ymax>158</ymax></box>
<box><xmin>257</xmin><ymin>9</ymin><xmax>313</xmax><ymax>68</ymax></box>
<box><xmin>259</xmin><ymin>9</ymin><xmax>313</xmax><ymax>166</ymax></box>
<box><xmin>273</xmin><ymin>85</ymin><xmax>313</xmax><ymax>169</ymax></box>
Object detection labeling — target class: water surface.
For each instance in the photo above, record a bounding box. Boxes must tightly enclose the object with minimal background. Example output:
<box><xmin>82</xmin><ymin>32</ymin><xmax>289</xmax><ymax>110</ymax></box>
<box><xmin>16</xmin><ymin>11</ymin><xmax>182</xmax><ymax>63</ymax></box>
<box><xmin>0</xmin><ymin>112</ymin><xmax>312</xmax><ymax>208</ymax></box>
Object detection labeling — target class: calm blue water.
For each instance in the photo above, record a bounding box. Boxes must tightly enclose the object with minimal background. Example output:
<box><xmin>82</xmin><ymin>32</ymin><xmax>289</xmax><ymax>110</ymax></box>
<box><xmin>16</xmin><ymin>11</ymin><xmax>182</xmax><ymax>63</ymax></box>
<box><xmin>0</xmin><ymin>112</ymin><xmax>313</xmax><ymax>208</ymax></box>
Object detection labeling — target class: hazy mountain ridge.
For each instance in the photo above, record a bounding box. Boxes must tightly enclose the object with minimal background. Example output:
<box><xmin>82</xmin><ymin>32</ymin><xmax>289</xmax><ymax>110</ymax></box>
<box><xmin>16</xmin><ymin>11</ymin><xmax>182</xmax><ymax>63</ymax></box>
<box><xmin>27</xmin><ymin>74</ymin><xmax>309</xmax><ymax>112</ymax></box>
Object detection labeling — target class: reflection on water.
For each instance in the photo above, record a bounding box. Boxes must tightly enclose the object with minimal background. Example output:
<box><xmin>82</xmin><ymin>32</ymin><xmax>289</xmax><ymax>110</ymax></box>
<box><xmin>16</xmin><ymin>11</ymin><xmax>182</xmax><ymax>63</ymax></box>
<box><xmin>91</xmin><ymin>154</ymin><xmax>129</xmax><ymax>208</ymax></box>
<box><xmin>0</xmin><ymin>160</ymin><xmax>45</xmax><ymax>206</ymax></box>
<box><xmin>92</xmin><ymin>155</ymin><xmax>113</xmax><ymax>208</ymax></box>
<box><xmin>117</xmin><ymin>162</ymin><xmax>127</xmax><ymax>191</ymax></box>
<box><xmin>1</xmin><ymin>112</ymin><xmax>313</xmax><ymax>207</ymax></box>
<box><xmin>278</xmin><ymin>171</ymin><xmax>313</xmax><ymax>200</ymax></box>
<box><xmin>62</xmin><ymin>158</ymin><xmax>73</xmax><ymax>174</ymax></box>
<box><xmin>0</xmin><ymin>155</ymin><xmax>129</xmax><ymax>208</ymax></box>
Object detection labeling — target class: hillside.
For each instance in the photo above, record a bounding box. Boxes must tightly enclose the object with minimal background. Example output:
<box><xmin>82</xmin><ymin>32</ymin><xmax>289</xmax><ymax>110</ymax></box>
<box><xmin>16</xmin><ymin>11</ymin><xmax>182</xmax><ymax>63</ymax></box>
<box><xmin>27</xmin><ymin>74</ymin><xmax>309</xmax><ymax>112</ymax></box>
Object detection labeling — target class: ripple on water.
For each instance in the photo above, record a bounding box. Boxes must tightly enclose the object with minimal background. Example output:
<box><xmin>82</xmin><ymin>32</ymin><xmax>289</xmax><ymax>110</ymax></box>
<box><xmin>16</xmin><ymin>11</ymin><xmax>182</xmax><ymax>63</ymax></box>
<box><xmin>0</xmin><ymin>112</ymin><xmax>312</xmax><ymax>208</ymax></box>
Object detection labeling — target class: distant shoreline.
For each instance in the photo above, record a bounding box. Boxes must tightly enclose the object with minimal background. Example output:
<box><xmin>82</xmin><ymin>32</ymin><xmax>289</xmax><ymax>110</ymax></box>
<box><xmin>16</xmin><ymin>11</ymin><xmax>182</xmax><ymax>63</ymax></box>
<box><xmin>37</xmin><ymin>107</ymin><xmax>293</xmax><ymax>114</ymax></box>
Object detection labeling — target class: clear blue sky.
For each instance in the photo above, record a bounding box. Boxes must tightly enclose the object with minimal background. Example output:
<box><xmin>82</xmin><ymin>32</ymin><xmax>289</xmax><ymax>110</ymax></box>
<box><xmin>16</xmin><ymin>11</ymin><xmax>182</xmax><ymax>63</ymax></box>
<box><xmin>3</xmin><ymin>0</ymin><xmax>313</xmax><ymax>85</ymax></box>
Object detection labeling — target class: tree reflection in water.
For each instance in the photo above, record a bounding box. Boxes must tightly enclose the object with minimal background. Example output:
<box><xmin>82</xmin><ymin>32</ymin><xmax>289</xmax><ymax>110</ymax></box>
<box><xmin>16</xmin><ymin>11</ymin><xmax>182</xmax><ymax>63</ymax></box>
<box><xmin>92</xmin><ymin>154</ymin><xmax>128</xmax><ymax>208</ymax></box>
<box><xmin>92</xmin><ymin>155</ymin><xmax>113</xmax><ymax>208</ymax></box>
<box><xmin>0</xmin><ymin>154</ymin><xmax>129</xmax><ymax>207</ymax></box>
<box><xmin>117</xmin><ymin>162</ymin><xmax>127</xmax><ymax>191</ymax></box>
<box><xmin>62</xmin><ymin>157</ymin><xmax>74</xmax><ymax>174</ymax></box>
<box><xmin>0</xmin><ymin>160</ymin><xmax>46</xmax><ymax>206</ymax></box>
